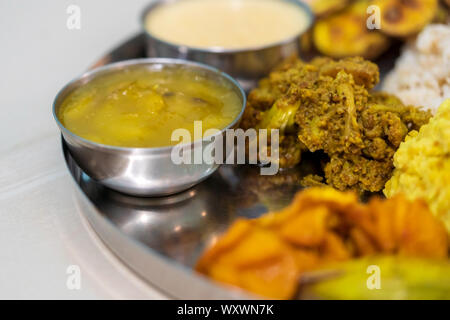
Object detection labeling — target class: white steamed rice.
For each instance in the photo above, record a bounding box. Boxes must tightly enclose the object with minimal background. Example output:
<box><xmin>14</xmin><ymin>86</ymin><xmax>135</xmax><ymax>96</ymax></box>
<box><xmin>382</xmin><ymin>24</ymin><xmax>450</xmax><ymax>114</ymax></box>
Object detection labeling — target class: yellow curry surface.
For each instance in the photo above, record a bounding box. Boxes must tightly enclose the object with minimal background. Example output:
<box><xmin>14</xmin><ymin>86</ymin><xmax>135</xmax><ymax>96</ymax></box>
<box><xmin>58</xmin><ymin>66</ymin><xmax>242</xmax><ymax>148</ymax></box>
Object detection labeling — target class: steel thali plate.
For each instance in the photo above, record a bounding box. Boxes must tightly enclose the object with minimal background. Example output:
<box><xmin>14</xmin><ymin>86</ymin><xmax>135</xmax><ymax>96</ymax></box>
<box><xmin>63</xmin><ymin>33</ymin><xmax>400</xmax><ymax>299</ymax></box>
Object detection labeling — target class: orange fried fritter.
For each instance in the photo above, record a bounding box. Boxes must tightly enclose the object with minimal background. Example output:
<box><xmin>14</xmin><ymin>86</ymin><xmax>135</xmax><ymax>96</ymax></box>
<box><xmin>196</xmin><ymin>188</ymin><xmax>449</xmax><ymax>299</ymax></box>
<box><xmin>350</xmin><ymin>195</ymin><xmax>449</xmax><ymax>259</ymax></box>
<box><xmin>196</xmin><ymin>219</ymin><xmax>301</xmax><ymax>299</ymax></box>
<box><xmin>324</xmin><ymin>156</ymin><xmax>394</xmax><ymax>193</ymax></box>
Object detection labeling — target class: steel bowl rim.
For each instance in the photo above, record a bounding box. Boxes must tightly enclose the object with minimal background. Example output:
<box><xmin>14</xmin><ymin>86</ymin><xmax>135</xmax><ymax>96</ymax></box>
<box><xmin>140</xmin><ymin>0</ymin><xmax>314</xmax><ymax>54</ymax></box>
<box><xmin>53</xmin><ymin>57</ymin><xmax>247</xmax><ymax>153</ymax></box>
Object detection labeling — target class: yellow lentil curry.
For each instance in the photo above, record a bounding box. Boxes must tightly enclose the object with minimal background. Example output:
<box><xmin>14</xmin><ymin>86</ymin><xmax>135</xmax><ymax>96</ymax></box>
<box><xmin>58</xmin><ymin>66</ymin><xmax>242</xmax><ymax>148</ymax></box>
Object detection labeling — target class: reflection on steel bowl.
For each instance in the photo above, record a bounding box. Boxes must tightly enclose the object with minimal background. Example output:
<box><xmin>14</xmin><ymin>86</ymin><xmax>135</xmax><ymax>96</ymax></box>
<box><xmin>141</xmin><ymin>0</ymin><xmax>314</xmax><ymax>90</ymax></box>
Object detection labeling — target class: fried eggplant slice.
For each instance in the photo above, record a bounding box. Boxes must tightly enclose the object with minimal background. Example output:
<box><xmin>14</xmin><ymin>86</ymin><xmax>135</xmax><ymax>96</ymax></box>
<box><xmin>309</xmin><ymin>0</ymin><xmax>353</xmax><ymax>17</ymax></box>
<box><xmin>374</xmin><ymin>0</ymin><xmax>438</xmax><ymax>37</ymax></box>
<box><xmin>433</xmin><ymin>2</ymin><xmax>450</xmax><ymax>24</ymax></box>
<box><xmin>313</xmin><ymin>1</ymin><xmax>390</xmax><ymax>59</ymax></box>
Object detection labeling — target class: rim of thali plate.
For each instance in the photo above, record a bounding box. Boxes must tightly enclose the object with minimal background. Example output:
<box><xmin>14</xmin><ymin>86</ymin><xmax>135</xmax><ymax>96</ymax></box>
<box><xmin>52</xmin><ymin>57</ymin><xmax>247</xmax><ymax>153</ymax></box>
<box><xmin>62</xmin><ymin>140</ymin><xmax>256</xmax><ymax>299</ymax></box>
<box><xmin>140</xmin><ymin>0</ymin><xmax>315</xmax><ymax>54</ymax></box>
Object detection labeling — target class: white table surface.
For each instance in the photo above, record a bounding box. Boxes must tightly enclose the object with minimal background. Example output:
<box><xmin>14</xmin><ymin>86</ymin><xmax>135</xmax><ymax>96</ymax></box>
<box><xmin>0</xmin><ymin>0</ymin><xmax>167</xmax><ymax>299</ymax></box>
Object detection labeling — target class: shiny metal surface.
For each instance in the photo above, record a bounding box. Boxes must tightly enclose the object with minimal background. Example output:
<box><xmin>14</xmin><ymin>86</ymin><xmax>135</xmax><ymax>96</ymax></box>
<box><xmin>141</xmin><ymin>0</ymin><xmax>314</xmax><ymax>91</ymax></box>
<box><xmin>64</xmin><ymin>139</ymin><xmax>304</xmax><ymax>299</ymax></box>
<box><xmin>68</xmin><ymin>141</ymin><xmax>304</xmax><ymax>266</ymax></box>
<box><xmin>53</xmin><ymin>58</ymin><xmax>246</xmax><ymax>196</ymax></box>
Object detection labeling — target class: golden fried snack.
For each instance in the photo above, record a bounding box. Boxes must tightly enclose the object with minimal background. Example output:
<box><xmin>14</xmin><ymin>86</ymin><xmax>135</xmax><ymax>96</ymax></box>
<box><xmin>309</xmin><ymin>0</ymin><xmax>353</xmax><ymax>17</ymax></box>
<box><xmin>344</xmin><ymin>195</ymin><xmax>448</xmax><ymax>258</ymax></box>
<box><xmin>434</xmin><ymin>2</ymin><xmax>450</xmax><ymax>24</ymax></box>
<box><xmin>196</xmin><ymin>188</ymin><xmax>449</xmax><ymax>299</ymax></box>
<box><xmin>374</xmin><ymin>0</ymin><xmax>438</xmax><ymax>37</ymax></box>
<box><xmin>313</xmin><ymin>1</ymin><xmax>390</xmax><ymax>59</ymax></box>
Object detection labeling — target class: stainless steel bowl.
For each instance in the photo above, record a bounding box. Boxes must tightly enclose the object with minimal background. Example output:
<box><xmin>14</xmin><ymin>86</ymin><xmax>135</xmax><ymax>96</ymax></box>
<box><xmin>53</xmin><ymin>58</ymin><xmax>246</xmax><ymax>197</ymax></box>
<box><xmin>141</xmin><ymin>0</ymin><xmax>314</xmax><ymax>91</ymax></box>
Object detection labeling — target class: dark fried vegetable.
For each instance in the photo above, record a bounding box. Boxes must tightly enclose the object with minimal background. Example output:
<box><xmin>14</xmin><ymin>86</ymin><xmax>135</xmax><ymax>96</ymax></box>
<box><xmin>374</xmin><ymin>0</ymin><xmax>438</xmax><ymax>37</ymax></box>
<box><xmin>324</xmin><ymin>156</ymin><xmax>394</xmax><ymax>192</ymax></box>
<box><xmin>433</xmin><ymin>1</ymin><xmax>450</xmax><ymax>24</ymax></box>
<box><xmin>309</xmin><ymin>0</ymin><xmax>353</xmax><ymax>17</ymax></box>
<box><xmin>313</xmin><ymin>0</ymin><xmax>390</xmax><ymax>59</ymax></box>
<box><xmin>313</xmin><ymin>56</ymin><xmax>380</xmax><ymax>89</ymax></box>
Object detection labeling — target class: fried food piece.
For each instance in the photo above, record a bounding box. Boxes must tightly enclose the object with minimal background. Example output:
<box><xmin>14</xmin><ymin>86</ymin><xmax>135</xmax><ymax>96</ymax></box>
<box><xmin>196</xmin><ymin>188</ymin><xmax>448</xmax><ymax>299</ymax></box>
<box><xmin>301</xmin><ymin>174</ymin><xmax>326</xmax><ymax>188</ymax></box>
<box><xmin>279</xmin><ymin>206</ymin><xmax>330</xmax><ymax>247</ymax></box>
<box><xmin>313</xmin><ymin>1</ymin><xmax>390</xmax><ymax>59</ymax></box>
<box><xmin>434</xmin><ymin>2</ymin><xmax>450</xmax><ymax>24</ymax></box>
<box><xmin>374</xmin><ymin>0</ymin><xmax>438</xmax><ymax>37</ymax></box>
<box><xmin>309</xmin><ymin>0</ymin><xmax>352</xmax><ymax>17</ymax></box>
<box><xmin>347</xmin><ymin>194</ymin><xmax>449</xmax><ymax>258</ymax></box>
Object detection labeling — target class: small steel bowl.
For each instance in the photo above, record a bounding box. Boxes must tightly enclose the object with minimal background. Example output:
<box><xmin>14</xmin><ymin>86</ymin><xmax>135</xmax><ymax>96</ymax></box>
<box><xmin>53</xmin><ymin>58</ymin><xmax>246</xmax><ymax>197</ymax></box>
<box><xmin>141</xmin><ymin>0</ymin><xmax>314</xmax><ymax>91</ymax></box>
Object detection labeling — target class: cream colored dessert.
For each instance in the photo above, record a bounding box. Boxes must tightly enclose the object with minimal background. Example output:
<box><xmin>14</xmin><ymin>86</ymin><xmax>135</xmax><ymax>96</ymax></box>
<box><xmin>145</xmin><ymin>0</ymin><xmax>310</xmax><ymax>49</ymax></box>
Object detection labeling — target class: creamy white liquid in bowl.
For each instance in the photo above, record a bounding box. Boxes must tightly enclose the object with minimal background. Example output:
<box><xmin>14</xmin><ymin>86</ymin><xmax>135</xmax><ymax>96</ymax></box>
<box><xmin>145</xmin><ymin>0</ymin><xmax>310</xmax><ymax>50</ymax></box>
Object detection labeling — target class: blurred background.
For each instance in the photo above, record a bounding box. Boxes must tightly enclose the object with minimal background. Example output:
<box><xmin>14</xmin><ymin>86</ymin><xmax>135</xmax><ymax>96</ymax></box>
<box><xmin>0</xmin><ymin>0</ymin><xmax>165</xmax><ymax>299</ymax></box>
